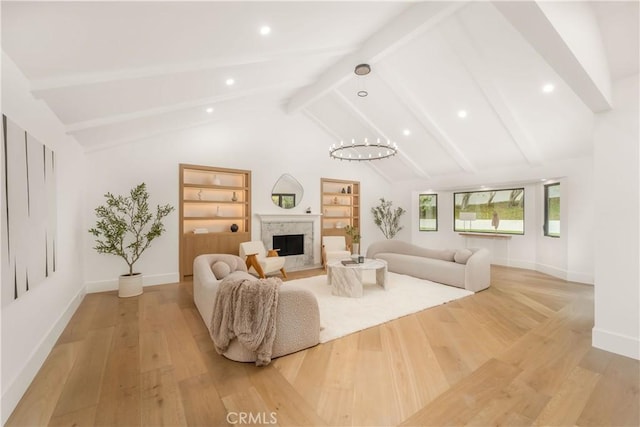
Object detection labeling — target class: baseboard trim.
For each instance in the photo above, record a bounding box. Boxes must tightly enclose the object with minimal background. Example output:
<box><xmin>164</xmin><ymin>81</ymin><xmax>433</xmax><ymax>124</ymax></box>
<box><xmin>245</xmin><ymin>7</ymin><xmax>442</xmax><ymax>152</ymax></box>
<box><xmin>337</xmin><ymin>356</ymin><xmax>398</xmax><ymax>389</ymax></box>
<box><xmin>567</xmin><ymin>271</ymin><xmax>594</xmax><ymax>285</ymax></box>
<box><xmin>592</xmin><ymin>327</ymin><xmax>640</xmax><ymax>360</ymax></box>
<box><xmin>492</xmin><ymin>259</ymin><xmax>593</xmax><ymax>285</ymax></box>
<box><xmin>85</xmin><ymin>272</ymin><xmax>180</xmax><ymax>294</ymax></box>
<box><xmin>1</xmin><ymin>286</ymin><xmax>85</xmax><ymax>425</ymax></box>
<box><xmin>535</xmin><ymin>262</ymin><xmax>567</xmax><ymax>280</ymax></box>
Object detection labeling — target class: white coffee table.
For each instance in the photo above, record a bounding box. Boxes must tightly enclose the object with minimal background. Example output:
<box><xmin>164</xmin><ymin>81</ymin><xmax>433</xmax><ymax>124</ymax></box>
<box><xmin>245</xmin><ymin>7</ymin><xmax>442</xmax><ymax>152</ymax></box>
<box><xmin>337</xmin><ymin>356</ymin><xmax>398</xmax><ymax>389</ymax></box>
<box><xmin>326</xmin><ymin>258</ymin><xmax>388</xmax><ymax>298</ymax></box>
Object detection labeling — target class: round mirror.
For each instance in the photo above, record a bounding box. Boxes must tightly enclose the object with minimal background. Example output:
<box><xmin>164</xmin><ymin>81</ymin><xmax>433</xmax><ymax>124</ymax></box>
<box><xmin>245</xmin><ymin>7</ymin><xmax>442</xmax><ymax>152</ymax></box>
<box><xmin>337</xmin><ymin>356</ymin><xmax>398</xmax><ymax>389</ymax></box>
<box><xmin>271</xmin><ymin>173</ymin><xmax>303</xmax><ymax>209</ymax></box>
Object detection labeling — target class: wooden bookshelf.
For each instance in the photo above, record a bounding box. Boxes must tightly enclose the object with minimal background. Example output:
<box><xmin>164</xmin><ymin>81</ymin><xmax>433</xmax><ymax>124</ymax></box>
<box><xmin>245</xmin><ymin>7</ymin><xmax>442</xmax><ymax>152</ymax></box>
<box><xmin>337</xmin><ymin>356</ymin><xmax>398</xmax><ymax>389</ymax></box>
<box><xmin>179</xmin><ymin>164</ymin><xmax>251</xmax><ymax>279</ymax></box>
<box><xmin>320</xmin><ymin>178</ymin><xmax>360</xmax><ymax>245</ymax></box>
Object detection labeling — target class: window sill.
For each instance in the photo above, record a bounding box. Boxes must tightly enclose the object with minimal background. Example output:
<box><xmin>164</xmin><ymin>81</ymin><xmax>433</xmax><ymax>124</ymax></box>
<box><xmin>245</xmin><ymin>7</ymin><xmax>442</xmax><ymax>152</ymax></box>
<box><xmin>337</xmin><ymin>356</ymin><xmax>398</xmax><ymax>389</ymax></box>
<box><xmin>459</xmin><ymin>232</ymin><xmax>515</xmax><ymax>239</ymax></box>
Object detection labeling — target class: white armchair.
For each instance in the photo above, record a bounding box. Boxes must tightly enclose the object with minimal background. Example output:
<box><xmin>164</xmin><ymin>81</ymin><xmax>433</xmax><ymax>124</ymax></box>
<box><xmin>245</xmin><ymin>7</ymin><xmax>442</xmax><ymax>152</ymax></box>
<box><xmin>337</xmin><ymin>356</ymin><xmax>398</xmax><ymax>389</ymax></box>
<box><xmin>322</xmin><ymin>236</ymin><xmax>352</xmax><ymax>268</ymax></box>
<box><xmin>239</xmin><ymin>241</ymin><xmax>287</xmax><ymax>279</ymax></box>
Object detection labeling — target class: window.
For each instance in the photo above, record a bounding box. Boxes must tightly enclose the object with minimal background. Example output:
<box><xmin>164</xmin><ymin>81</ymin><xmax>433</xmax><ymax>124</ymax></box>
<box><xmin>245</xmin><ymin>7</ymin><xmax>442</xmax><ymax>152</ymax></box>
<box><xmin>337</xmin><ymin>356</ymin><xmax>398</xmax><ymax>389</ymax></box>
<box><xmin>454</xmin><ymin>188</ymin><xmax>525</xmax><ymax>235</ymax></box>
<box><xmin>418</xmin><ymin>194</ymin><xmax>438</xmax><ymax>231</ymax></box>
<box><xmin>544</xmin><ymin>183</ymin><xmax>560</xmax><ymax>237</ymax></box>
<box><xmin>272</xmin><ymin>193</ymin><xmax>295</xmax><ymax>209</ymax></box>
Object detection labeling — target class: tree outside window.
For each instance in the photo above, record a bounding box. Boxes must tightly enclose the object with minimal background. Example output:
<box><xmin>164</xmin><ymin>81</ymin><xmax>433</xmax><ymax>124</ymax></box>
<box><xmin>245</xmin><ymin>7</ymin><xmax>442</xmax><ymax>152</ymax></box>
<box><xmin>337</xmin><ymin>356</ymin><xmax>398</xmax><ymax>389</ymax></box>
<box><xmin>454</xmin><ymin>188</ymin><xmax>525</xmax><ymax>235</ymax></box>
<box><xmin>419</xmin><ymin>194</ymin><xmax>438</xmax><ymax>231</ymax></box>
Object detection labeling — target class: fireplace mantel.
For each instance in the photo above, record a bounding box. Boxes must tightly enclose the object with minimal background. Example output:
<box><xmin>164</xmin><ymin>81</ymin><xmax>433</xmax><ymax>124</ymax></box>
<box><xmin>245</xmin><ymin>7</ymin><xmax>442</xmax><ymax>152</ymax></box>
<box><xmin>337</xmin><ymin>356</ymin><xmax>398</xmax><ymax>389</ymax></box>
<box><xmin>257</xmin><ymin>213</ymin><xmax>321</xmax><ymax>270</ymax></box>
<box><xmin>257</xmin><ymin>213</ymin><xmax>322</xmax><ymax>222</ymax></box>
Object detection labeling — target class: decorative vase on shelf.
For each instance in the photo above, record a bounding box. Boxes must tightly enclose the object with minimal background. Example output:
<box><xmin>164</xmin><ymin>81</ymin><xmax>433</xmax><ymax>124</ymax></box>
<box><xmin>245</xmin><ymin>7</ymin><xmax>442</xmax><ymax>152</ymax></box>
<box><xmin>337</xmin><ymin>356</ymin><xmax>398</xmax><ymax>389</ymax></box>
<box><xmin>341</xmin><ymin>187</ymin><xmax>346</xmax><ymax>194</ymax></box>
<box><xmin>231</xmin><ymin>191</ymin><xmax>238</xmax><ymax>202</ymax></box>
<box><xmin>212</xmin><ymin>175</ymin><xmax>221</xmax><ymax>186</ymax></box>
<box><xmin>197</xmin><ymin>189</ymin><xmax>203</xmax><ymax>200</ymax></box>
<box><xmin>230</xmin><ymin>224</ymin><xmax>239</xmax><ymax>232</ymax></box>
<box><xmin>333</xmin><ymin>196</ymin><xmax>338</xmax><ymax>204</ymax></box>
<box><xmin>347</xmin><ymin>185</ymin><xmax>351</xmax><ymax>194</ymax></box>
<box><xmin>216</xmin><ymin>206</ymin><xmax>221</xmax><ymax>216</ymax></box>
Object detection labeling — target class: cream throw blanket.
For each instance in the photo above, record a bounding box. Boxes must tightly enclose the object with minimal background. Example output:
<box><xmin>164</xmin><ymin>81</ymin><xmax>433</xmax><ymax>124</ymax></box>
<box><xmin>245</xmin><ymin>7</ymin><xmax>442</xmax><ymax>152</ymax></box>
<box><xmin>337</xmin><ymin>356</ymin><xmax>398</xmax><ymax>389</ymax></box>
<box><xmin>210</xmin><ymin>276</ymin><xmax>281</xmax><ymax>366</ymax></box>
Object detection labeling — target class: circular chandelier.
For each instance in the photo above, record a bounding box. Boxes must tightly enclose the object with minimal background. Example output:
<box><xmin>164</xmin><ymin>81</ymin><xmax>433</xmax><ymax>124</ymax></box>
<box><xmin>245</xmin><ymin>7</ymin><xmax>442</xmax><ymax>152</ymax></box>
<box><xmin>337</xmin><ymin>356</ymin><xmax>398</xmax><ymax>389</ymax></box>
<box><xmin>329</xmin><ymin>138</ymin><xmax>398</xmax><ymax>161</ymax></box>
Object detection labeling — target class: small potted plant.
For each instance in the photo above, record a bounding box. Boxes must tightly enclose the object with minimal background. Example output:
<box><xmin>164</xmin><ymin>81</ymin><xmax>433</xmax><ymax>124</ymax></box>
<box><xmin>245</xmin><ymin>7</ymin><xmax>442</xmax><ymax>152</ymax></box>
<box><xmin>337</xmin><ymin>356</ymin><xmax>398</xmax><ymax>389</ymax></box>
<box><xmin>344</xmin><ymin>225</ymin><xmax>361</xmax><ymax>255</ymax></box>
<box><xmin>89</xmin><ymin>183</ymin><xmax>174</xmax><ymax>297</ymax></box>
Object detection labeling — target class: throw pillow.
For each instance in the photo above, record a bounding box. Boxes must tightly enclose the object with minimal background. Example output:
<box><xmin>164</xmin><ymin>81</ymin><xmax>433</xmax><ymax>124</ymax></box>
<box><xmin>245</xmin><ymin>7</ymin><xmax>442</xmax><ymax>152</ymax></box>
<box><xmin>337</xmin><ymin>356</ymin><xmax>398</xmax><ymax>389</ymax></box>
<box><xmin>422</xmin><ymin>248</ymin><xmax>455</xmax><ymax>262</ymax></box>
<box><xmin>212</xmin><ymin>261</ymin><xmax>231</xmax><ymax>279</ymax></box>
<box><xmin>454</xmin><ymin>249</ymin><xmax>473</xmax><ymax>264</ymax></box>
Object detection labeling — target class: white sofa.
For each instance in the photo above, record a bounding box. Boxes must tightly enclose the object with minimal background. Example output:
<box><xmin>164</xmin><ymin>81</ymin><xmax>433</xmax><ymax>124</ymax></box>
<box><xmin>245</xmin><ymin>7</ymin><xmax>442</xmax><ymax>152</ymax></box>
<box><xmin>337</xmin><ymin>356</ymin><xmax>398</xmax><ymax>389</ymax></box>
<box><xmin>366</xmin><ymin>240</ymin><xmax>491</xmax><ymax>292</ymax></box>
<box><xmin>193</xmin><ymin>254</ymin><xmax>320</xmax><ymax>362</ymax></box>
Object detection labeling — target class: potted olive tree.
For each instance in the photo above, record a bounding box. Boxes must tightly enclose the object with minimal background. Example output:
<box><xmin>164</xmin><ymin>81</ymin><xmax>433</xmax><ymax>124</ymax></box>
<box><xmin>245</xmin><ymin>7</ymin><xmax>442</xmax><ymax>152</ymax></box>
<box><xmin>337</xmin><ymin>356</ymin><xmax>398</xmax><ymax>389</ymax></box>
<box><xmin>89</xmin><ymin>183</ymin><xmax>174</xmax><ymax>297</ymax></box>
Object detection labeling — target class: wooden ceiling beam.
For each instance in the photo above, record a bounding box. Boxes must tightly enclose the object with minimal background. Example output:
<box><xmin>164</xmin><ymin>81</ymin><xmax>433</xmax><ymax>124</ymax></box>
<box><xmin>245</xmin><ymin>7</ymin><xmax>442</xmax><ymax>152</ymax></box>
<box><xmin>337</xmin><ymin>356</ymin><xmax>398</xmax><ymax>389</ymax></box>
<box><xmin>376</xmin><ymin>63</ymin><xmax>477</xmax><ymax>174</ymax></box>
<box><xmin>493</xmin><ymin>1</ymin><xmax>612</xmax><ymax>113</ymax></box>
<box><xmin>439</xmin><ymin>18</ymin><xmax>544</xmax><ymax>166</ymax></box>
<box><xmin>286</xmin><ymin>1</ymin><xmax>467</xmax><ymax>114</ymax></box>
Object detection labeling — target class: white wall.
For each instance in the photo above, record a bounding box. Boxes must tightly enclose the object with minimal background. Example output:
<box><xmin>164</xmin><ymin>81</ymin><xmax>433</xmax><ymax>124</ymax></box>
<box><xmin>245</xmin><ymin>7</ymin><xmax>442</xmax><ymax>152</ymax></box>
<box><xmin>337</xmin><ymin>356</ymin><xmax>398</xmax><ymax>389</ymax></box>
<box><xmin>394</xmin><ymin>155</ymin><xmax>595</xmax><ymax>284</ymax></box>
<box><xmin>593</xmin><ymin>74</ymin><xmax>640</xmax><ymax>360</ymax></box>
<box><xmin>83</xmin><ymin>107</ymin><xmax>392</xmax><ymax>291</ymax></box>
<box><xmin>1</xmin><ymin>53</ymin><xmax>87</xmax><ymax>423</ymax></box>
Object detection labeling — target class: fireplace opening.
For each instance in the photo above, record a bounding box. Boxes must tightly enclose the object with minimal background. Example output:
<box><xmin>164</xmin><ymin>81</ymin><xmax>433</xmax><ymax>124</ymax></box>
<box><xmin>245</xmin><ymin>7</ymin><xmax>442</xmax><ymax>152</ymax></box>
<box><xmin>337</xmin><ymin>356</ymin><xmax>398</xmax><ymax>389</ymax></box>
<box><xmin>273</xmin><ymin>234</ymin><xmax>304</xmax><ymax>256</ymax></box>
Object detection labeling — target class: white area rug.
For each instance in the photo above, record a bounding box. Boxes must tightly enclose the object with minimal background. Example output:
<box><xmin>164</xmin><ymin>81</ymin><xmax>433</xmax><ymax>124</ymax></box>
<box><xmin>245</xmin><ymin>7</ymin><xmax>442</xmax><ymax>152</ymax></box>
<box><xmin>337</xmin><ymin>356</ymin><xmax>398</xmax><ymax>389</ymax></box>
<box><xmin>285</xmin><ymin>272</ymin><xmax>473</xmax><ymax>343</ymax></box>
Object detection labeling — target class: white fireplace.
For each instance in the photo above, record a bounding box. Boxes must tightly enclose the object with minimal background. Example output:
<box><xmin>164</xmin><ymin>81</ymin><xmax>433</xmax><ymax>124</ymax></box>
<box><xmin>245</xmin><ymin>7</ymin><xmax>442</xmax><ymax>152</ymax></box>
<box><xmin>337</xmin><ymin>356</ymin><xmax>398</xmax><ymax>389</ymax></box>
<box><xmin>257</xmin><ymin>214</ymin><xmax>322</xmax><ymax>271</ymax></box>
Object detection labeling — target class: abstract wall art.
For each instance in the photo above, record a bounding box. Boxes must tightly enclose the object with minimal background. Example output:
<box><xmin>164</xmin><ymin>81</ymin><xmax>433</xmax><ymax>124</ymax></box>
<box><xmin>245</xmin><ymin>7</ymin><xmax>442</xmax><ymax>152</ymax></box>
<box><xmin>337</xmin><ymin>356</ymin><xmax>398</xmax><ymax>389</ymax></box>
<box><xmin>1</xmin><ymin>115</ymin><xmax>57</xmax><ymax>305</ymax></box>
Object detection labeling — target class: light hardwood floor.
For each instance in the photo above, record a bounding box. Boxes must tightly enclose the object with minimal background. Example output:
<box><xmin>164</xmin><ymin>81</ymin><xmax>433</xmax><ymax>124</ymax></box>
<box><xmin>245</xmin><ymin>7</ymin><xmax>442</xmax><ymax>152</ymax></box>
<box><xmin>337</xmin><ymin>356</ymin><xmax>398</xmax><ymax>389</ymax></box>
<box><xmin>7</xmin><ymin>266</ymin><xmax>639</xmax><ymax>426</ymax></box>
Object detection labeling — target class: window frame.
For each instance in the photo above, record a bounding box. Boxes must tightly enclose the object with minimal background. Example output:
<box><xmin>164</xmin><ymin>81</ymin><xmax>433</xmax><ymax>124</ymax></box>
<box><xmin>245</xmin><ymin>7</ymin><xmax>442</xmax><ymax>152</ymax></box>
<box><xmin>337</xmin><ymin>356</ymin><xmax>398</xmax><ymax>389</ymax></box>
<box><xmin>453</xmin><ymin>187</ymin><xmax>525</xmax><ymax>235</ymax></box>
<box><xmin>543</xmin><ymin>183</ymin><xmax>560</xmax><ymax>238</ymax></box>
<box><xmin>418</xmin><ymin>193</ymin><xmax>438</xmax><ymax>232</ymax></box>
<box><xmin>271</xmin><ymin>193</ymin><xmax>296</xmax><ymax>209</ymax></box>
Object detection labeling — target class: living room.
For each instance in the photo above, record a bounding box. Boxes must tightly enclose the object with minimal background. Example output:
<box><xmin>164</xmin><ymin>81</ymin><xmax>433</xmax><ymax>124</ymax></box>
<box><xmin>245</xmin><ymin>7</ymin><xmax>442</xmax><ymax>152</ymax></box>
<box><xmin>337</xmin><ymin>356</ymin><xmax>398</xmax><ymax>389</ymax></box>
<box><xmin>2</xmin><ymin>1</ymin><xmax>639</xmax><ymax>426</ymax></box>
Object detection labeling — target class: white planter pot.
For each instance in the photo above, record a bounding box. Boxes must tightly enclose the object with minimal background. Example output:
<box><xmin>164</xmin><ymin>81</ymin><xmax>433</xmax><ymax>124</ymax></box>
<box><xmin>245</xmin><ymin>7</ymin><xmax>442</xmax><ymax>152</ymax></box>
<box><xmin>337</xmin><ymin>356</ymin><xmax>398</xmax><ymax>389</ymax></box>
<box><xmin>352</xmin><ymin>243</ymin><xmax>360</xmax><ymax>255</ymax></box>
<box><xmin>119</xmin><ymin>273</ymin><xmax>143</xmax><ymax>298</ymax></box>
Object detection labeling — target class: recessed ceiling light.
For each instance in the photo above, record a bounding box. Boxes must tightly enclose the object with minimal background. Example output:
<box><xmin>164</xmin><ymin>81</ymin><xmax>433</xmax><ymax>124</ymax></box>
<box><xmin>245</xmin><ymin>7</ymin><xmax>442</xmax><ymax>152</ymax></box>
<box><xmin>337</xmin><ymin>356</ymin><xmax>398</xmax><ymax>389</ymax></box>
<box><xmin>542</xmin><ymin>83</ymin><xmax>555</xmax><ymax>93</ymax></box>
<box><xmin>259</xmin><ymin>26</ymin><xmax>271</xmax><ymax>36</ymax></box>
<box><xmin>403</xmin><ymin>129</ymin><xmax>411</xmax><ymax>136</ymax></box>
<box><xmin>457</xmin><ymin>110</ymin><xmax>468</xmax><ymax>118</ymax></box>
<box><xmin>206</xmin><ymin>107</ymin><xmax>214</xmax><ymax>114</ymax></box>
<box><xmin>225</xmin><ymin>78</ymin><xmax>235</xmax><ymax>86</ymax></box>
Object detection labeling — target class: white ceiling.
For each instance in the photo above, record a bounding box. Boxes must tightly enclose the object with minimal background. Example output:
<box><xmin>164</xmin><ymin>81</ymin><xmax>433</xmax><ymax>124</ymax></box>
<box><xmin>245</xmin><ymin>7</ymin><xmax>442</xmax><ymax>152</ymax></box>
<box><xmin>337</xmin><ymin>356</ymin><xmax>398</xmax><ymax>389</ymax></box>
<box><xmin>2</xmin><ymin>1</ymin><xmax>638</xmax><ymax>182</ymax></box>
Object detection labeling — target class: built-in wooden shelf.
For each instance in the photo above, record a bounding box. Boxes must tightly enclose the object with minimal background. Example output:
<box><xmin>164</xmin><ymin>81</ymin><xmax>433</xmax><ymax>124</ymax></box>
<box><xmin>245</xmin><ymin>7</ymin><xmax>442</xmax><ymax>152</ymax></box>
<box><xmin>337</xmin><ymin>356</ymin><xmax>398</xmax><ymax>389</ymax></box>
<box><xmin>179</xmin><ymin>164</ymin><xmax>251</xmax><ymax>279</ymax></box>
<box><xmin>321</xmin><ymin>178</ymin><xmax>360</xmax><ymax>243</ymax></box>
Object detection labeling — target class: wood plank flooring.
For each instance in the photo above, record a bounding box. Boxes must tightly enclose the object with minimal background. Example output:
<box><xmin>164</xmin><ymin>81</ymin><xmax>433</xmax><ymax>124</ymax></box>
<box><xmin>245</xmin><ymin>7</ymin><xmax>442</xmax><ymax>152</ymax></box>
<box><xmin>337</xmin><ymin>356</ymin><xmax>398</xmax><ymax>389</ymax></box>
<box><xmin>7</xmin><ymin>266</ymin><xmax>639</xmax><ymax>426</ymax></box>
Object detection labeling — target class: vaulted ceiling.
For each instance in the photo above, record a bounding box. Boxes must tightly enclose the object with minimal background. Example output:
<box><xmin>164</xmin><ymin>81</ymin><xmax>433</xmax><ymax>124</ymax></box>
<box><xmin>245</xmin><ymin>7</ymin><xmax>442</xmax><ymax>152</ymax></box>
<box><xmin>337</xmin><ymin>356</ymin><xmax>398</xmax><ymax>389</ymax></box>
<box><xmin>2</xmin><ymin>1</ymin><xmax>638</xmax><ymax>182</ymax></box>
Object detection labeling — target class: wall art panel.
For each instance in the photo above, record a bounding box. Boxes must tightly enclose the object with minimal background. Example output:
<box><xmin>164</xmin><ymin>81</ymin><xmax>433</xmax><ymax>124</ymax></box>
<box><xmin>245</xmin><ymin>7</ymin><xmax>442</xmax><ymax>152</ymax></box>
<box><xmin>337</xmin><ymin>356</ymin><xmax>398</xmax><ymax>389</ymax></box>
<box><xmin>1</xmin><ymin>115</ymin><xmax>56</xmax><ymax>305</ymax></box>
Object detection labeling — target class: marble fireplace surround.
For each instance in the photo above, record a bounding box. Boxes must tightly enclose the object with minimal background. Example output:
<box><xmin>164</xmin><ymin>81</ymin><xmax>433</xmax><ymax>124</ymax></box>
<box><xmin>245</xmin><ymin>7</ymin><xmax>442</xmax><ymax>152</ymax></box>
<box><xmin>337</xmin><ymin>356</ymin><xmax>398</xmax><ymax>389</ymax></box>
<box><xmin>258</xmin><ymin>214</ymin><xmax>322</xmax><ymax>271</ymax></box>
